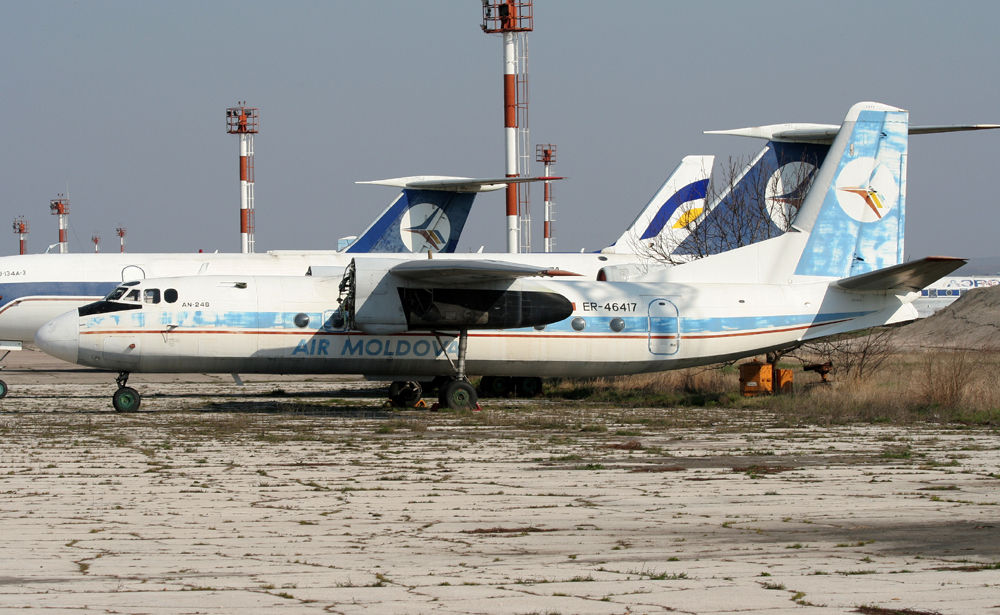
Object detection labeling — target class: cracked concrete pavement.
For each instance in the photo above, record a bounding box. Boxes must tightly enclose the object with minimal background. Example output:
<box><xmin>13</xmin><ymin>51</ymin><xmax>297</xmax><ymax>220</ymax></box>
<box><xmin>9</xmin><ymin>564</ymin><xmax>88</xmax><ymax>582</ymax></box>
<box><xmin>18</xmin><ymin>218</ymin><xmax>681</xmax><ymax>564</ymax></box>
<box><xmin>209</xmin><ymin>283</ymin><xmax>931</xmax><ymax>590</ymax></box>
<box><xmin>1</xmin><ymin>349</ymin><xmax>999</xmax><ymax>614</ymax></box>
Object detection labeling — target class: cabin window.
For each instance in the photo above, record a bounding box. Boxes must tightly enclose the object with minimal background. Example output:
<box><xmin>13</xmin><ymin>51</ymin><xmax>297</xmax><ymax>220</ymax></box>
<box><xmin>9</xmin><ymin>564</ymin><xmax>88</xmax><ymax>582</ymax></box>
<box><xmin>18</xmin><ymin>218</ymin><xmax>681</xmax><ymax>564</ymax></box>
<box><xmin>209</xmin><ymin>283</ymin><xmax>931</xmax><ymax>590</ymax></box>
<box><xmin>144</xmin><ymin>289</ymin><xmax>160</xmax><ymax>304</ymax></box>
<box><xmin>164</xmin><ymin>288</ymin><xmax>178</xmax><ymax>303</ymax></box>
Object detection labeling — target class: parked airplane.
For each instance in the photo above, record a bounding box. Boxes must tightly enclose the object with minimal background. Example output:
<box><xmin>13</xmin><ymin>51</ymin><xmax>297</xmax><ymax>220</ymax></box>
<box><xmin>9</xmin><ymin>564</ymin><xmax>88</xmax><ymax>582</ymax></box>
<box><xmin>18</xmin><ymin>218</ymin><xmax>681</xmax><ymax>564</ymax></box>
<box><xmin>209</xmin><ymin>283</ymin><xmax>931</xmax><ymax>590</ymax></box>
<box><xmin>0</xmin><ymin>163</ymin><xmax>712</xmax><ymax>397</ymax></box>
<box><xmin>0</xmin><ymin>176</ymin><xmax>503</xmax><ymax>350</ymax></box>
<box><xmin>37</xmin><ymin>102</ymin><xmax>966</xmax><ymax>412</ymax></box>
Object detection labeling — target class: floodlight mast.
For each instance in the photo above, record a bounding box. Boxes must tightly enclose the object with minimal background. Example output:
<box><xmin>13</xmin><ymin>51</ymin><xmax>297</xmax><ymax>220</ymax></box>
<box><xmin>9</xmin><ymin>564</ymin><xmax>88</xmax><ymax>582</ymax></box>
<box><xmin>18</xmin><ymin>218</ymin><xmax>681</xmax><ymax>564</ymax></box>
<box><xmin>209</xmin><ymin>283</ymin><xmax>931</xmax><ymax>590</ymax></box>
<box><xmin>12</xmin><ymin>217</ymin><xmax>29</xmax><ymax>255</ymax></box>
<box><xmin>482</xmin><ymin>1</ymin><xmax>533</xmax><ymax>253</ymax></box>
<box><xmin>226</xmin><ymin>103</ymin><xmax>258</xmax><ymax>253</ymax></box>
<box><xmin>536</xmin><ymin>144</ymin><xmax>556</xmax><ymax>252</ymax></box>
<box><xmin>49</xmin><ymin>195</ymin><xmax>70</xmax><ymax>254</ymax></box>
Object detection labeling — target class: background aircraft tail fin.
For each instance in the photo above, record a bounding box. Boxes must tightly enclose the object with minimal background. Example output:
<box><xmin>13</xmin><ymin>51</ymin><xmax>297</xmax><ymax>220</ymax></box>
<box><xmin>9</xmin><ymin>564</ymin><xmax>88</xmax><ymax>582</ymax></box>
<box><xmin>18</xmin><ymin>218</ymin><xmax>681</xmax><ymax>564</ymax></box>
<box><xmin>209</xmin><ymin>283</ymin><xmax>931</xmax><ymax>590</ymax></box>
<box><xmin>602</xmin><ymin>155</ymin><xmax>713</xmax><ymax>254</ymax></box>
<box><xmin>791</xmin><ymin>101</ymin><xmax>909</xmax><ymax>278</ymax></box>
<box><xmin>346</xmin><ymin>176</ymin><xmax>561</xmax><ymax>254</ymax></box>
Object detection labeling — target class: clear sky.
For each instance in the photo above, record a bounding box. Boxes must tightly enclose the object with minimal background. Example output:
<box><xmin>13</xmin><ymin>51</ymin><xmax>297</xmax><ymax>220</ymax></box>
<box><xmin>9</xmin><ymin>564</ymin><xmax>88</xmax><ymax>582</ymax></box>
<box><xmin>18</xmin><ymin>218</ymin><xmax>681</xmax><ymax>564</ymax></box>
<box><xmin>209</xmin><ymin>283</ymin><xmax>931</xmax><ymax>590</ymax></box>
<box><xmin>2</xmin><ymin>1</ymin><xmax>998</xmax><ymax>260</ymax></box>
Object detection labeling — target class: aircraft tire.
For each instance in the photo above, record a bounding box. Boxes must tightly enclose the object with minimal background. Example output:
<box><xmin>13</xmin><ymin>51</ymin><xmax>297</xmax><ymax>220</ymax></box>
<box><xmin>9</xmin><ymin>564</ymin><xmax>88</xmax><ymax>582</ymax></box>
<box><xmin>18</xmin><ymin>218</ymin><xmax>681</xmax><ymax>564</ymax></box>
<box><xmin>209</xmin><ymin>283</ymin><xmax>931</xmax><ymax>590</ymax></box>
<box><xmin>439</xmin><ymin>380</ymin><xmax>477</xmax><ymax>410</ymax></box>
<box><xmin>388</xmin><ymin>380</ymin><xmax>422</xmax><ymax>408</ymax></box>
<box><xmin>515</xmin><ymin>376</ymin><xmax>543</xmax><ymax>398</ymax></box>
<box><xmin>478</xmin><ymin>376</ymin><xmax>512</xmax><ymax>398</ymax></box>
<box><xmin>0</xmin><ymin>379</ymin><xmax>7</xmax><ymax>399</ymax></box>
<box><xmin>112</xmin><ymin>386</ymin><xmax>141</xmax><ymax>413</ymax></box>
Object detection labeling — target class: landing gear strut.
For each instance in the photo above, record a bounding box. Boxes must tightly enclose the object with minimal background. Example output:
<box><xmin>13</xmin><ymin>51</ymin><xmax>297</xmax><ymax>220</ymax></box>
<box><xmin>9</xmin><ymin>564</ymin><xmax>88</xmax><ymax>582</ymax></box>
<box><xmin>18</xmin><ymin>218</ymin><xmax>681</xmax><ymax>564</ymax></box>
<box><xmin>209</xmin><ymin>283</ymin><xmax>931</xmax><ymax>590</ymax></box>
<box><xmin>112</xmin><ymin>371</ymin><xmax>141</xmax><ymax>412</ymax></box>
<box><xmin>434</xmin><ymin>328</ymin><xmax>478</xmax><ymax>410</ymax></box>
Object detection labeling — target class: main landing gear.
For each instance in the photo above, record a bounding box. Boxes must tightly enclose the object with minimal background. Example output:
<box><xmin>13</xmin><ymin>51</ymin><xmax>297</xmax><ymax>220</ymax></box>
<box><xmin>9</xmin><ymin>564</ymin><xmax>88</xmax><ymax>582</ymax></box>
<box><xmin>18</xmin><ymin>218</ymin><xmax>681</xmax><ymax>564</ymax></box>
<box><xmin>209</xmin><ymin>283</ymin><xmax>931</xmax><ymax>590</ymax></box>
<box><xmin>387</xmin><ymin>330</ymin><xmax>479</xmax><ymax>411</ymax></box>
<box><xmin>112</xmin><ymin>371</ymin><xmax>141</xmax><ymax>412</ymax></box>
<box><xmin>435</xmin><ymin>328</ymin><xmax>477</xmax><ymax>410</ymax></box>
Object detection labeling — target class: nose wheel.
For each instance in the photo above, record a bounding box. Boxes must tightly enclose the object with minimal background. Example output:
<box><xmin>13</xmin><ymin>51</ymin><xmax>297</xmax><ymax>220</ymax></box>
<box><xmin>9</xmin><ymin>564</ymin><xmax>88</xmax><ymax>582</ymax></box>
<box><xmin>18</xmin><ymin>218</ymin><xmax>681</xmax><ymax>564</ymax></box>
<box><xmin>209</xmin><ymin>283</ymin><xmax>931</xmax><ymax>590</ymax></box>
<box><xmin>112</xmin><ymin>371</ymin><xmax>141</xmax><ymax>412</ymax></box>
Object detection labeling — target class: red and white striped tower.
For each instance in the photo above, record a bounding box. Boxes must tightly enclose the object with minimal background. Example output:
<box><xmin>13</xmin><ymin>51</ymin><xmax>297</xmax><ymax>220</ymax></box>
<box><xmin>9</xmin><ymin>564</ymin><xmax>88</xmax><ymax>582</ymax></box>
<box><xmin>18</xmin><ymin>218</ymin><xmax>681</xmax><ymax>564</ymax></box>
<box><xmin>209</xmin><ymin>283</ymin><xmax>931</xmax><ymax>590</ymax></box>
<box><xmin>12</xmin><ymin>217</ymin><xmax>29</xmax><ymax>255</ymax></box>
<box><xmin>115</xmin><ymin>226</ymin><xmax>126</xmax><ymax>253</ymax></box>
<box><xmin>49</xmin><ymin>195</ymin><xmax>70</xmax><ymax>254</ymax></box>
<box><xmin>482</xmin><ymin>1</ymin><xmax>533</xmax><ymax>253</ymax></box>
<box><xmin>535</xmin><ymin>144</ymin><xmax>556</xmax><ymax>252</ymax></box>
<box><xmin>225</xmin><ymin>103</ymin><xmax>258</xmax><ymax>253</ymax></box>
<box><xmin>91</xmin><ymin>234</ymin><xmax>100</xmax><ymax>254</ymax></box>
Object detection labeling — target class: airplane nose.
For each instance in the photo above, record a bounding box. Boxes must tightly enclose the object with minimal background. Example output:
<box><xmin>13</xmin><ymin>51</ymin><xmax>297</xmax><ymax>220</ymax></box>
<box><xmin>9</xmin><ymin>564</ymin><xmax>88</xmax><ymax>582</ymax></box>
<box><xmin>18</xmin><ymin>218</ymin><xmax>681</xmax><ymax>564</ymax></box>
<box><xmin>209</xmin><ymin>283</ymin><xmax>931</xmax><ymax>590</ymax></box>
<box><xmin>36</xmin><ymin>310</ymin><xmax>80</xmax><ymax>364</ymax></box>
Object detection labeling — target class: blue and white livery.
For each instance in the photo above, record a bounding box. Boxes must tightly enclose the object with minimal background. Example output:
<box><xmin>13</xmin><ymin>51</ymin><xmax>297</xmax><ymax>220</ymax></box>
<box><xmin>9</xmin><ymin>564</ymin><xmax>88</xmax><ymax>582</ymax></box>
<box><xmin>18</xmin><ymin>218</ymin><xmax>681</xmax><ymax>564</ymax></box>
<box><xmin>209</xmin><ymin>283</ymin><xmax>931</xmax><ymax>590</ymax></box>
<box><xmin>36</xmin><ymin>102</ymin><xmax>968</xmax><ymax>411</ymax></box>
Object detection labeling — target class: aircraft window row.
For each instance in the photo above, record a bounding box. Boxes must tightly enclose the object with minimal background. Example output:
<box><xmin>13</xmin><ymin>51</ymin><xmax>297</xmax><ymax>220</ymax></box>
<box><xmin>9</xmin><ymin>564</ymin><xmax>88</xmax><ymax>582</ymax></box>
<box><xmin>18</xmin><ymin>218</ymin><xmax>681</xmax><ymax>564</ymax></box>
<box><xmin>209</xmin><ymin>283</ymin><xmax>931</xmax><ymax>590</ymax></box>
<box><xmin>920</xmin><ymin>289</ymin><xmax>967</xmax><ymax>297</ymax></box>
<box><xmin>107</xmin><ymin>286</ymin><xmax>179</xmax><ymax>304</ymax></box>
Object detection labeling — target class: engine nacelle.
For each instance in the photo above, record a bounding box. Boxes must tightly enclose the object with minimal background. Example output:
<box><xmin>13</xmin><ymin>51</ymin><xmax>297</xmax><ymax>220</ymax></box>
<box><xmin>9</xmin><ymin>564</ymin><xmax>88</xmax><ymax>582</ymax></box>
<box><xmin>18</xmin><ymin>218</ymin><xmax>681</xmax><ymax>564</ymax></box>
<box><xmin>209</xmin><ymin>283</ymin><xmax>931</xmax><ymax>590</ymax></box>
<box><xmin>345</xmin><ymin>258</ymin><xmax>573</xmax><ymax>334</ymax></box>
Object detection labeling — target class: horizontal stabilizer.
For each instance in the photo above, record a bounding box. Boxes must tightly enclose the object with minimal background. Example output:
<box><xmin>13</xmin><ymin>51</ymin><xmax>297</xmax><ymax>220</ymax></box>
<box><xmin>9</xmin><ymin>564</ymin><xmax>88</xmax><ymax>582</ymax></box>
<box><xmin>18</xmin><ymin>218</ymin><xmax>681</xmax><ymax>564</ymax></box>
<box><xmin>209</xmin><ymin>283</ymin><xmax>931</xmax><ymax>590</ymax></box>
<box><xmin>389</xmin><ymin>259</ymin><xmax>582</xmax><ymax>284</ymax></box>
<box><xmin>835</xmin><ymin>256</ymin><xmax>968</xmax><ymax>292</ymax></box>
<box><xmin>707</xmin><ymin>123</ymin><xmax>1000</xmax><ymax>144</ymax></box>
<box><xmin>357</xmin><ymin>175</ymin><xmax>564</xmax><ymax>193</ymax></box>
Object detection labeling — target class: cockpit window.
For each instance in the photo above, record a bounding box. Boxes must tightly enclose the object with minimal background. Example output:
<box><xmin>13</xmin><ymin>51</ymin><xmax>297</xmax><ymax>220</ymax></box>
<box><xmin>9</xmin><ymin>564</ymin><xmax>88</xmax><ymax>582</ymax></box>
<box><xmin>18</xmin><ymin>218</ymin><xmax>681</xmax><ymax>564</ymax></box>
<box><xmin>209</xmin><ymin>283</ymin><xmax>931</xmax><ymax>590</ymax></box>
<box><xmin>105</xmin><ymin>286</ymin><xmax>128</xmax><ymax>301</ymax></box>
<box><xmin>124</xmin><ymin>289</ymin><xmax>140</xmax><ymax>302</ymax></box>
<box><xmin>144</xmin><ymin>289</ymin><xmax>160</xmax><ymax>304</ymax></box>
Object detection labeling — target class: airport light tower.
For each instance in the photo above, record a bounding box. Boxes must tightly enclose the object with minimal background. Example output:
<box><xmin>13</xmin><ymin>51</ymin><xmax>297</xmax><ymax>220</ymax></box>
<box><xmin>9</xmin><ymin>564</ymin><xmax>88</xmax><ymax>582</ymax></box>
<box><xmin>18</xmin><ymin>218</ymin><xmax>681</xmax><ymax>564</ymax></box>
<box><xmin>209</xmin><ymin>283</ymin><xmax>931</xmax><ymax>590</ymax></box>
<box><xmin>115</xmin><ymin>226</ymin><xmax>127</xmax><ymax>253</ymax></box>
<box><xmin>12</xmin><ymin>217</ymin><xmax>28</xmax><ymax>255</ymax></box>
<box><xmin>226</xmin><ymin>102</ymin><xmax>258</xmax><ymax>253</ymax></box>
<box><xmin>49</xmin><ymin>195</ymin><xmax>70</xmax><ymax>254</ymax></box>
<box><xmin>536</xmin><ymin>144</ymin><xmax>556</xmax><ymax>252</ymax></box>
<box><xmin>482</xmin><ymin>1</ymin><xmax>533</xmax><ymax>253</ymax></box>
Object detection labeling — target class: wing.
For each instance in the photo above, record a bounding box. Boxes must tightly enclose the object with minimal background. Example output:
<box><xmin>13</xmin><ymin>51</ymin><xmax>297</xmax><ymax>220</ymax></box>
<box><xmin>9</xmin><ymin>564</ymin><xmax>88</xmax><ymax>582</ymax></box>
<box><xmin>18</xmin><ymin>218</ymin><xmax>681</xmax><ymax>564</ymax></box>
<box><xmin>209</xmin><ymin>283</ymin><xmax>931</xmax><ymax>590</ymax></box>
<box><xmin>389</xmin><ymin>259</ymin><xmax>582</xmax><ymax>284</ymax></box>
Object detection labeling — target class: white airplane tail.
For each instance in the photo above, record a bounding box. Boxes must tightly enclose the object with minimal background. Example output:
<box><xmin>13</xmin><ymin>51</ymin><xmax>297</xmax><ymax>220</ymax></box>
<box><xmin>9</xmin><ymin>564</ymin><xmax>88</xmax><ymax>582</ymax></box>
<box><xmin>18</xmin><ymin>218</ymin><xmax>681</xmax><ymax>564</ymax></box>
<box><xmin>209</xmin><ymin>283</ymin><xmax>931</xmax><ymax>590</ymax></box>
<box><xmin>602</xmin><ymin>155</ymin><xmax>713</xmax><ymax>254</ymax></box>
<box><xmin>790</xmin><ymin>101</ymin><xmax>908</xmax><ymax>279</ymax></box>
<box><xmin>647</xmin><ymin>102</ymin><xmax>917</xmax><ymax>286</ymax></box>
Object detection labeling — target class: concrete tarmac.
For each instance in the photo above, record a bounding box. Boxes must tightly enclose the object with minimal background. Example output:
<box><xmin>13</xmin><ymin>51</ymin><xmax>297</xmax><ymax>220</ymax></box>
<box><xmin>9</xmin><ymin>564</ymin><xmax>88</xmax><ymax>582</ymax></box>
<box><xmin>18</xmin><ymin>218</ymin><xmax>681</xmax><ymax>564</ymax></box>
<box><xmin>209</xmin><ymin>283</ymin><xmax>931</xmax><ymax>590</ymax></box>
<box><xmin>1</xmin><ymin>348</ymin><xmax>998</xmax><ymax>614</ymax></box>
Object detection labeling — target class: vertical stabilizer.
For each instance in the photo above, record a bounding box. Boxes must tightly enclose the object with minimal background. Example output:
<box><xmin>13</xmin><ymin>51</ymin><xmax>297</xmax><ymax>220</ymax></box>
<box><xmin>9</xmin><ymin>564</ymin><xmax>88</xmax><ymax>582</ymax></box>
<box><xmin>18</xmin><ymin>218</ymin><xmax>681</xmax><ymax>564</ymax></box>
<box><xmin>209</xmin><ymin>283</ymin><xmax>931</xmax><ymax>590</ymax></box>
<box><xmin>671</xmin><ymin>141</ymin><xmax>827</xmax><ymax>257</ymax></box>
<box><xmin>345</xmin><ymin>188</ymin><xmax>476</xmax><ymax>254</ymax></box>
<box><xmin>603</xmin><ymin>155</ymin><xmax>713</xmax><ymax>254</ymax></box>
<box><xmin>793</xmin><ymin>102</ymin><xmax>908</xmax><ymax>278</ymax></box>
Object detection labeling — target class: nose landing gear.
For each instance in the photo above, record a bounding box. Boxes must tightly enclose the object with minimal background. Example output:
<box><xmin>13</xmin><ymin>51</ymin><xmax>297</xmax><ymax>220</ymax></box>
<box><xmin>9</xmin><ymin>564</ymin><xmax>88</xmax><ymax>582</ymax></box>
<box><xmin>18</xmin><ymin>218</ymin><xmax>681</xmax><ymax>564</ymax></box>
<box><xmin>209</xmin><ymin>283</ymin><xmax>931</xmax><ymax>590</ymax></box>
<box><xmin>112</xmin><ymin>371</ymin><xmax>141</xmax><ymax>412</ymax></box>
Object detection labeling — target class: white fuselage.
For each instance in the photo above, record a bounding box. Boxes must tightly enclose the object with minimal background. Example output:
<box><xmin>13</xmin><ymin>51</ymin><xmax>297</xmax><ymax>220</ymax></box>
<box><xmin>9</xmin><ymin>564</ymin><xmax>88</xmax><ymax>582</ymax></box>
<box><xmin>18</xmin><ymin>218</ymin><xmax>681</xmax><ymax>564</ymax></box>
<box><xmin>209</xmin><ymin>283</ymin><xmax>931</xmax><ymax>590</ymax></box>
<box><xmin>38</xmin><ymin>273</ymin><xmax>915</xmax><ymax>379</ymax></box>
<box><xmin>0</xmin><ymin>251</ymin><xmax>634</xmax><ymax>345</ymax></box>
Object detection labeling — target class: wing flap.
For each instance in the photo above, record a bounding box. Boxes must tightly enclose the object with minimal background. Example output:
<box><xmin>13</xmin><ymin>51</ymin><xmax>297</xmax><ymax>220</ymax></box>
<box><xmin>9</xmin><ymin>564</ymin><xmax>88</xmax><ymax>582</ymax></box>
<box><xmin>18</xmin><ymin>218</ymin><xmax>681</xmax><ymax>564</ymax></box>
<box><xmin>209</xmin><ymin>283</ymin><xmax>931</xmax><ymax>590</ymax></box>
<box><xmin>834</xmin><ymin>256</ymin><xmax>967</xmax><ymax>292</ymax></box>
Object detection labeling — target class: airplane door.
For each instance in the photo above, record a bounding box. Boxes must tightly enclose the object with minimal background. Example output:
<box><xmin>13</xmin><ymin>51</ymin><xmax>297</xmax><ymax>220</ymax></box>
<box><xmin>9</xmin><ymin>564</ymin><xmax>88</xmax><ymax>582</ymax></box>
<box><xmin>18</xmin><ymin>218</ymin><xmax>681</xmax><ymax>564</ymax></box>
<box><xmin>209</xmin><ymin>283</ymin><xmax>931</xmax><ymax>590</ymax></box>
<box><xmin>121</xmin><ymin>265</ymin><xmax>146</xmax><ymax>282</ymax></box>
<box><xmin>646</xmin><ymin>297</ymin><xmax>680</xmax><ymax>355</ymax></box>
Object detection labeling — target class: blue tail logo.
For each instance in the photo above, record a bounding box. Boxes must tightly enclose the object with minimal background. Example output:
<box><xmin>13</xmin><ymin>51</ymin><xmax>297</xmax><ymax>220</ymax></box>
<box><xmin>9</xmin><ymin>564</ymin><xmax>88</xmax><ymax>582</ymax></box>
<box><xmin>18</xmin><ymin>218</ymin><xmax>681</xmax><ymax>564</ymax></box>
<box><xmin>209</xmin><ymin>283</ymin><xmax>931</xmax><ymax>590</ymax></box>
<box><xmin>400</xmin><ymin>202</ymin><xmax>450</xmax><ymax>252</ymax></box>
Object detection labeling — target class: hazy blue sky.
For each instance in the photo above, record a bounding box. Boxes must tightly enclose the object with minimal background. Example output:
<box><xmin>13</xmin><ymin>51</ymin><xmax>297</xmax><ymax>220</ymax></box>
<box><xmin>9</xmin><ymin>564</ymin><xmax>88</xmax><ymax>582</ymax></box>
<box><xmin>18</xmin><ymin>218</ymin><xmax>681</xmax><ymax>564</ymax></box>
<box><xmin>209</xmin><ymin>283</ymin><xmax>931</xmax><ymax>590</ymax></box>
<box><xmin>2</xmin><ymin>1</ymin><xmax>998</xmax><ymax>260</ymax></box>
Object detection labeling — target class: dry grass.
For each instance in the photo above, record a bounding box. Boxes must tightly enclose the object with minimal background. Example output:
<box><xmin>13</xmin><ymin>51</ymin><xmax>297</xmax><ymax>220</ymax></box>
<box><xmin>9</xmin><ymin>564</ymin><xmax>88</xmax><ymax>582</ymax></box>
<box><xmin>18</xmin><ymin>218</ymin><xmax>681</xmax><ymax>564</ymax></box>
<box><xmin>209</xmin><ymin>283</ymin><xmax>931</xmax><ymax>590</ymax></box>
<box><xmin>548</xmin><ymin>350</ymin><xmax>1000</xmax><ymax>426</ymax></box>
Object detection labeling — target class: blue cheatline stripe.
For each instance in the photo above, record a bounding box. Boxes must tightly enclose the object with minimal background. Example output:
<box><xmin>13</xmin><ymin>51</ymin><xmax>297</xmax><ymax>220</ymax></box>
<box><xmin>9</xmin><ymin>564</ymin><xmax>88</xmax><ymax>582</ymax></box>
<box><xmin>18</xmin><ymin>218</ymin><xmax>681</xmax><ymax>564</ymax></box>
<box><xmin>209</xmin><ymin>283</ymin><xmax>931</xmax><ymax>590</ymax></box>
<box><xmin>0</xmin><ymin>281</ymin><xmax>118</xmax><ymax>309</ymax></box>
<box><xmin>638</xmin><ymin>179</ymin><xmax>710</xmax><ymax>240</ymax></box>
<box><xmin>98</xmin><ymin>309</ymin><xmax>874</xmax><ymax>337</ymax></box>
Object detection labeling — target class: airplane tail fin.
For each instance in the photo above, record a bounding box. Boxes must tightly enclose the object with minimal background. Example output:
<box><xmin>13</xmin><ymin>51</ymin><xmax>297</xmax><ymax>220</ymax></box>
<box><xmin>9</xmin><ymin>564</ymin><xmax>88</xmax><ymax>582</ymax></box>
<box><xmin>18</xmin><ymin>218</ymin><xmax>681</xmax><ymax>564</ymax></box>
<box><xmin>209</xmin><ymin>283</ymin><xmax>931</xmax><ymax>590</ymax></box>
<box><xmin>670</xmin><ymin>142</ymin><xmax>827</xmax><ymax>257</ymax></box>
<box><xmin>791</xmin><ymin>102</ymin><xmax>909</xmax><ymax>278</ymax></box>
<box><xmin>602</xmin><ymin>155</ymin><xmax>713</xmax><ymax>254</ymax></box>
<box><xmin>345</xmin><ymin>176</ymin><xmax>560</xmax><ymax>254</ymax></box>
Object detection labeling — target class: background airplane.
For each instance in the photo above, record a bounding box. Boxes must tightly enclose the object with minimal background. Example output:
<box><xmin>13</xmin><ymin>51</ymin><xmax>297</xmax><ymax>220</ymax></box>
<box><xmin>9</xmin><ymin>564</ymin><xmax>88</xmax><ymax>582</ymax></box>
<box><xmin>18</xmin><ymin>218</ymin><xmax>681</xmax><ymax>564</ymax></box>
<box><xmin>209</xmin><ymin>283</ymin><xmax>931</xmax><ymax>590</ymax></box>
<box><xmin>36</xmin><ymin>102</ymin><xmax>966</xmax><ymax>412</ymax></box>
